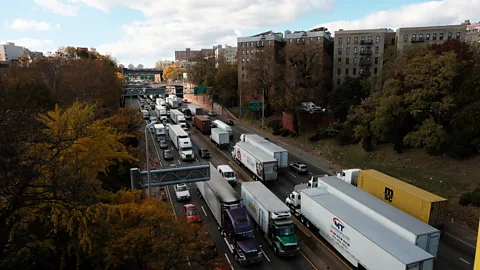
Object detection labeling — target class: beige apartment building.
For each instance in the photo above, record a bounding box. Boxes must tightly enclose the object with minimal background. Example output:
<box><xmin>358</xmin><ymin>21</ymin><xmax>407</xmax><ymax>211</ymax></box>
<box><xmin>466</xmin><ymin>21</ymin><xmax>480</xmax><ymax>44</ymax></box>
<box><xmin>395</xmin><ymin>23</ymin><xmax>467</xmax><ymax>50</ymax></box>
<box><xmin>333</xmin><ymin>28</ymin><xmax>396</xmax><ymax>86</ymax></box>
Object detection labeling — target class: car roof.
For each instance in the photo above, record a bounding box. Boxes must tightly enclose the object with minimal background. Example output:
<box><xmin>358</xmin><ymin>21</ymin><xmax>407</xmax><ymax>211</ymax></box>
<box><xmin>217</xmin><ymin>165</ymin><xmax>233</xmax><ymax>172</ymax></box>
<box><xmin>176</xmin><ymin>183</ymin><xmax>187</xmax><ymax>187</ymax></box>
<box><xmin>184</xmin><ymin>203</ymin><xmax>196</xmax><ymax>208</ymax></box>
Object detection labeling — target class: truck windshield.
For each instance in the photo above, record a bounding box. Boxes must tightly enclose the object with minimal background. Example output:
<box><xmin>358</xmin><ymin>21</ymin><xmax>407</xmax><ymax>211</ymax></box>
<box><xmin>224</xmin><ymin>172</ymin><xmax>235</xmax><ymax>178</ymax></box>
<box><xmin>277</xmin><ymin>226</ymin><xmax>294</xmax><ymax>236</ymax></box>
<box><xmin>181</xmin><ymin>147</ymin><xmax>192</xmax><ymax>151</ymax></box>
<box><xmin>235</xmin><ymin>230</ymin><xmax>255</xmax><ymax>241</ymax></box>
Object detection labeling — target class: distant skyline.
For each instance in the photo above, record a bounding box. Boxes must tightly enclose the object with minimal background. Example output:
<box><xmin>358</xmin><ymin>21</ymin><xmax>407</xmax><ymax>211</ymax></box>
<box><xmin>1</xmin><ymin>0</ymin><xmax>478</xmax><ymax>67</ymax></box>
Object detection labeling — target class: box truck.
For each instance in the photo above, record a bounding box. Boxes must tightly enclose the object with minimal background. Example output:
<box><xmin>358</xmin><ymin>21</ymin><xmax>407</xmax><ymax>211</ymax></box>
<box><xmin>167</xmin><ymin>96</ymin><xmax>179</xmax><ymax>109</ymax></box>
<box><xmin>305</xmin><ymin>175</ymin><xmax>441</xmax><ymax>257</ymax></box>
<box><xmin>153</xmin><ymin>124</ymin><xmax>166</xmax><ymax>141</ymax></box>
<box><xmin>155</xmin><ymin>105</ymin><xmax>168</xmax><ymax>122</ymax></box>
<box><xmin>241</xmin><ymin>182</ymin><xmax>299</xmax><ymax>256</ymax></box>
<box><xmin>196</xmin><ymin>164</ymin><xmax>263</xmax><ymax>265</ymax></box>
<box><xmin>210</xmin><ymin>128</ymin><xmax>229</xmax><ymax>149</ymax></box>
<box><xmin>285</xmin><ymin>188</ymin><xmax>435</xmax><ymax>270</ymax></box>
<box><xmin>141</xmin><ymin>109</ymin><xmax>149</xmax><ymax>120</ymax></box>
<box><xmin>338</xmin><ymin>169</ymin><xmax>448</xmax><ymax>228</ymax></box>
<box><xmin>194</xmin><ymin>115</ymin><xmax>211</xmax><ymax>134</ymax></box>
<box><xmin>170</xmin><ymin>109</ymin><xmax>186</xmax><ymax>124</ymax></box>
<box><xmin>232</xmin><ymin>142</ymin><xmax>278</xmax><ymax>182</ymax></box>
<box><xmin>240</xmin><ymin>133</ymin><xmax>288</xmax><ymax>169</ymax></box>
<box><xmin>212</xmin><ymin>120</ymin><xmax>233</xmax><ymax>138</ymax></box>
<box><xmin>168</xmin><ymin>125</ymin><xmax>194</xmax><ymax>161</ymax></box>
<box><xmin>187</xmin><ymin>104</ymin><xmax>203</xmax><ymax>116</ymax></box>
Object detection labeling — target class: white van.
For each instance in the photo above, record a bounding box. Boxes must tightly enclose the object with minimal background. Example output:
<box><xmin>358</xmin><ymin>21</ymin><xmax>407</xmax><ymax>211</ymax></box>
<box><xmin>212</xmin><ymin>120</ymin><xmax>233</xmax><ymax>138</ymax></box>
<box><xmin>217</xmin><ymin>165</ymin><xmax>236</xmax><ymax>186</ymax></box>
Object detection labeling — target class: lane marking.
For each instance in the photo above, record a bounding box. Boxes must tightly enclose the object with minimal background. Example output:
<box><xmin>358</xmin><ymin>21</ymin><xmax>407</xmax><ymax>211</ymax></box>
<box><xmin>224</xmin><ymin>254</ymin><xmax>234</xmax><ymax>270</ymax></box>
<box><xmin>261</xmin><ymin>248</ymin><xmax>270</xmax><ymax>262</ymax></box>
<box><xmin>201</xmin><ymin>206</ymin><xmax>208</xmax><ymax>216</ymax></box>
<box><xmin>300</xmin><ymin>250</ymin><xmax>318</xmax><ymax>270</ymax></box>
<box><xmin>288</xmin><ymin>172</ymin><xmax>297</xmax><ymax>178</ymax></box>
<box><xmin>177</xmin><ymin>160</ymin><xmax>181</xmax><ymax>165</ymax></box>
<box><xmin>308</xmin><ymin>172</ymin><xmax>313</xmax><ymax>175</ymax></box>
<box><xmin>195</xmin><ymin>158</ymin><xmax>199</xmax><ymax>162</ymax></box>
<box><xmin>443</xmin><ymin>232</ymin><xmax>476</xmax><ymax>249</ymax></box>
<box><xmin>459</xmin><ymin>258</ymin><xmax>470</xmax><ymax>264</ymax></box>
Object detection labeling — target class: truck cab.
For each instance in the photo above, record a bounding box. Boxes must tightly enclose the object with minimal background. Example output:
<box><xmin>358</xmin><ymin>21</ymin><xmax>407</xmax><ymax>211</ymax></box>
<box><xmin>268</xmin><ymin>217</ymin><xmax>299</xmax><ymax>256</ymax></box>
<box><xmin>223</xmin><ymin>208</ymin><xmax>263</xmax><ymax>265</ymax></box>
<box><xmin>179</xmin><ymin>137</ymin><xmax>194</xmax><ymax>160</ymax></box>
<box><xmin>217</xmin><ymin>165</ymin><xmax>236</xmax><ymax>186</ymax></box>
<box><xmin>337</xmin><ymin>168</ymin><xmax>360</xmax><ymax>186</ymax></box>
<box><xmin>285</xmin><ymin>191</ymin><xmax>301</xmax><ymax>211</ymax></box>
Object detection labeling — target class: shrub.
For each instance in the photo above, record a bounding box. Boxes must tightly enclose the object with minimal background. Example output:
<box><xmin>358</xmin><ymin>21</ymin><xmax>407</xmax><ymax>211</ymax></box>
<box><xmin>337</xmin><ymin>121</ymin><xmax>357</xmax><ymax>145</ymax></box>
<box><xmin>272</xmin><ymin>129</ymin><xmax>282</xmax><ymax>136</ymax></box>
<box><xmin>290</xmin><ymin>131</ymin><xmax>298</xmax><ymax>137</ymax></box>
<box><xmin>459</xmin><ymin>192</ymin><xmax>473</xmax><ymax>206</ymax></box>
<box><xmin>268</xmin><ymin>119</ymin><xmax>282</xmax><ymax>132</ymax></box>
<box><xmin>280</xmin><ymin>129</ymin><xmax>291</xmax><ymax>137</ymax></box>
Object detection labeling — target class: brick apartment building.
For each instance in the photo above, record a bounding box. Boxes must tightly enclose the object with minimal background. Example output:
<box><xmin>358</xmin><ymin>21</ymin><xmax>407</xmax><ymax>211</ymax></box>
<box><xmin>175</xmin><ymin>47</ymin><xmax>216</xmax><ymax>61</ymax></box>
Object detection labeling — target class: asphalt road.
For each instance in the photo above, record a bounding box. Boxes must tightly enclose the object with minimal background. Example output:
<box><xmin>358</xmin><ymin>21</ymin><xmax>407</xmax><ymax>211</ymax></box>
<box><xmin>127</xmin><ymin>96</ymin><xmax>316</xmax><ymax>270</ymax></box>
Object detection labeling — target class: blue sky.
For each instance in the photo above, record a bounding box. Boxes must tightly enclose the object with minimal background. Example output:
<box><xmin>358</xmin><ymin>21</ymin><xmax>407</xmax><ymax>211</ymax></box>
<box><xmin>1</xmin><ymin>0</ymin><xmax>477</xmax><ymax>67</ymax></box>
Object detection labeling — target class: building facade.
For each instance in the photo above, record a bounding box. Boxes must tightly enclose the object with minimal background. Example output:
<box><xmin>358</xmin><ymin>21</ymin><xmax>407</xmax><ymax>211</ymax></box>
<box><xmin>128</xmin><ymin>64</ymin><xmax>134</xmax><ymax>69</ymax></box>
<box><xmin>215</xmin><ymin>45</ymin><xmax>237</xmax><ymax>64</ymax></box>
<box><xmin>466</xmin><ymin>20</ymin><xmax>480</xmax><ymax>44</ymax></box>
<box><xmin>155</xmin><ymin>60</ymin><xmax>176</xmax><ymax>69</ymax></box>
<box><xmin>333</xmin><ymin>28</ymin><xmax>395</xmax><ymax>86</ymax></box>
<box><xmin>175</xmin><ymin>47</ymin><xmax>215</xmax><ymax>61</ymax></box>
<box><xmin>0</xmin><ymin>42</ymin><xmax>25</xmax><ymax>62</ymax></box>
<box><xmin>395</xmin><ymin>23</ymin><xmax>467</xmax><ymax>50</ymax></box>
<box><xmin>137</xmin><ymin>64</ymin><xmax>144</xmax><ymax>69</ymax></box>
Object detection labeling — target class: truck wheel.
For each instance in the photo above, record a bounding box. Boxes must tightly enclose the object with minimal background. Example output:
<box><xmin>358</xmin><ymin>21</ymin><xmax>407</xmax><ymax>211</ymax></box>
<box><xmin>306</xmin><ymin>221</ymin><xmax>311</xmax><ymax>228</ymax></box>
<box><xmin>300</xmin><ymin>216</ymin><xmax>305</xmax><ymax>224</ymax></box>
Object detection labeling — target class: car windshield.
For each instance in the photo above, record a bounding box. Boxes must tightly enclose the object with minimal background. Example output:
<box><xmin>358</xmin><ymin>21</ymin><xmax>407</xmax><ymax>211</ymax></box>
<box><xmin>277</xmin><ymin>226</ymin><xmax>295</xmax><ymax>236</ymax></box>
<box><xmin>224</xmin><ymin>172</ymin><xmax>235</xmax><ymax>178</ymax></box>
<box><xmin>165</xmin><ymin>151</ymin><xmax>172</xmax><ymax>156</ymax></box>
<box><xmin>299</xmin><ymin>165</ymin><xmax>307</xmax><ymax>169</ymax></box>
<box><xmin>186</xmin><ymin>210</ymin><xmax>198</xmax><ymax>216</ymax></box>
<box><xmin>235</xmin><ymin>230</ymin><xmax>255</xmax><ymax>241</ymax></box>
<box><xmin>177</xmin><ymin>186</ymin><xmax>187</xmax><ymax>191</ymax></box>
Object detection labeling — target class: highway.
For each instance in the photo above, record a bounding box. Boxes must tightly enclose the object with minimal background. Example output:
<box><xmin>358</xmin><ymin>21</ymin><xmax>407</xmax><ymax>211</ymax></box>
<box><xmin>126</xmin><ymin>97</ymin><xmax>318</xmax><ymax>270</ymax></box>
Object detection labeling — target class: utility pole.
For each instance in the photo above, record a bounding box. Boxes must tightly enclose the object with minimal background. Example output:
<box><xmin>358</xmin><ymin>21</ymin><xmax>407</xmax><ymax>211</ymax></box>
<box><xmin>262</xmin><ymin>88</ymin><xmax>265</xmax><ymax>130</ymax></box>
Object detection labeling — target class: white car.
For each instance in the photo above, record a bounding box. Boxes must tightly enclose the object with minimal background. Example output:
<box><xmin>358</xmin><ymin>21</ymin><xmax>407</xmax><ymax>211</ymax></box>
<box><xmin>174</xmin><ymin>183</ymin><xmax>191</xmax><ymax>201</ymax></box>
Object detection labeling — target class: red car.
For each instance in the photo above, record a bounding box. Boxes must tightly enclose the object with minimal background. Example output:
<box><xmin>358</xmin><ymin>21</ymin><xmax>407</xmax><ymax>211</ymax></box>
<box><xmin>183</xmin><ymin>204</ymin><xmax>202</xmax><ymax>223</ymax></box>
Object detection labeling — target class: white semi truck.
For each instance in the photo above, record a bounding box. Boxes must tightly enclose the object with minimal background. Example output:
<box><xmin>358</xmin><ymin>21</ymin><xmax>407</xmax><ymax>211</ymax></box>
<box><xmin>241</xmin><ymin>182</ymin><xmax>299</xmax><ymax>256</ymax></box>
<box><xmin>155</xmin><ymin>105</ymin><xmax>168</xmax><ymax>122</ymax></box>
<box><xmin>305</xmin><ymin>175</ymin><xmax>441</xmax><ymax>257</ymax></box>
<box><xmin>168</xmin><ymin>125</ymin><xmax>194</xmax><ymax>161</ymax></box>
<box><xmin>240</xmin><ymin>133</ymin><xmax>288</xmax><ymax>169</ymax></box>
<box><xmin>232</xmin><ymin>142</ymin><xmax>278</xmax><ymax>182</ymax></box>
<box><xmin>285</xmin><ymin>188</ymin><xmax>435</xmax><ymax>270</ymax></box>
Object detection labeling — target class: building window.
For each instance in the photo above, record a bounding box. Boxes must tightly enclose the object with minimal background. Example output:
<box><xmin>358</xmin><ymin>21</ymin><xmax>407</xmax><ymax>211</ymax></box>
<box><xmin>360</xmin><ymin>68</ymin><xmax>363</xmax><ymax>74</ymax></box>
<box><xmin>338</xmin><ymin>48</ymin><xmax>342</xmax><ymax>54</ymax></box>
<box><xmin>246</xmin><ymin>50</ymin><xmax>249</xmax><ymax>55</ymax></box>
<box><xmin>337</xmin><ymin>68</ymin><xmax>341</xmax><ymax>75</ymax></box>
<box><xmin>242</xmin><ymin>66</ymin><xmax>244</xmax><ymax>71</ymax></box>
<box><xmin>456</xmin><ymin>32</ymin><xmax>461</xmax><ymax>40</ymax></box>
<box><xmin>296</xmin><ymin>38</ymin><xmax>300</xmax><ymax>44</ymax></box>
<box><xmin>433</xmin><ymin>33</ymin><xmax>437</xmax><ymax>40</ymax></box>
<box><xmin>241</xmin><ymin>42</ymin><xmax>244</xmax><ymax>47</ymax></box>
<box><xmin>404</xmin><ymin>34</ymin><xmax>408</xmax><ymax>42</ymax></box>
<box><xmin>251</xmin><ymin>50</ymin><xmax>253</xmax><ymax>54</ymax></box>
<box><xmin>242</xmin><ymin>58</ymin><xmax>244</xmax><ymax>63</ymax></box>
<box><xmin>375</xmin><ymin>46</ymin><xmax>379</xmax><ymax>54</ymax></box>
<box><xmin>346</xmin><ymin>68</ymin><xmax>349</xmax><ymax>76</ymax></box>
<box><xmin>338</xmin><ymin>37</ymin><xmax>343</xmax><ymax>44</ymax></box>
<box><xmin>242</xmin><ymin>74</ymin><xmax>244</xmax><ymax>79</ymax></box>
<box><xmin>261</xmin><ymin>41</ymin><xmax>264</xmax><ymax>46</ymax></box>
<box><xmin>242</xmin><ymin>50</ymin><xmax>244</xmax><ymax>55</ymax></box>
<box><xmin>317</xmin><ymin>37</ymin><xmax>321</xmax><ymax>42</ymax></box>
<box><xmin>439</xmin><ymin>33</ymin><xmax>444</xmax><ymax>40</ymax></box>
<box><xmin>426</xmin><ymin>33</ymin><xmax>430</xmax><ymax>40</ymax></box>
<box><xmin>338</xmin><ymin>58</ymin><xmax>342</xmax><ymax>64</ymax></box>
<box><xmin>353</xmin><ymin>58</ymin><xmax>357</xmax><ymax>65</ymax></box>
<box><xmin>412</xmin><ymin>34</ymin><xmax>416</xmax><ymax>41</ymax></box>
<box><xmin>376</xmin><ymin>36</ymin><xmax>380</xmax><ymax>43</ymax></box>
<box><xmin>361</xmin><ymin>36</ymin><xmax>365</xmax><ymax>42</ymax></box>
<box><xmin>346</xmin><ymin>58</ymin><xmax>350</xmax><ymax>64</ymax></box>
<box><xmin>310</xmin><ymin>37</ymin><xmax>313</xmax><ymax>42</ymax></box>
<box><xmin>419</xmin><ymin>34</ymin><xmax>423</xmax><ymax>39</ymax></box>
<box><xmin>353</xmin><ymin>68</ymin><xmax>356</xmax><ymax>75</ymax></box>
<box><xmin>374</xmin><ymin>57</ymin><xmax>378</xmax><ymax>64</ymax></box>
<box><xmin>337</xmin><ymin>78</ymin><xmax>341</xmax><ymax>85</ymax></box>
<box><xmin>354</xmin><ymin>37</ymin><xmax>358</xmax><ymax>44</ymax></box>
<box><xmin>289</xmin><ymin>39</ymin><xmax>292</xmax><ymax>44</ymax></box>
<box><xmin>268</xmin><ymin>40</ymin><xmax>271</xmax><ymax>45</ymax></box>
<box><xmin>246</xmin><ymin>58</ymin><xmax>249</xmax><ymax>62</ymax></box>
<box><xmin>368</xmin><ymin>36</ymin><xmax>372</xmax><ymax>42</ymax></box>
<box><xmin>347</xmin><ymin>37</ymin><xmax>351</xmax><ymax>44</ymax></box>
<box><xmin>354</xmin><ymin>47</ymin><xmax>358</xmax><ymax>54</ymax></box>
<box><xmin>360</xmin><ymin>47</ymin><xmax>365</xmax><ymax>53</ymax></box>
<box><xmin>374</xmin><ymin>68</ymin><xmax>378</xmax><ymax>74</ymax></box>
<box><xmin>255</xmin><ymin>41</ymin><xmax>258</xmax><ymax>46</ymax></box>
<box><xmin>346</xmin><ymin>47</ymin><xmax>350</xmax><ymax>54</ymax></box>
<box><xmin>301</xmin><ymin>38</ymin><xmax>305</xmax><ymax>43</ymax></box>
<box><xmin>250</xmin><ymin>42</ymin><xmax>253</xmax><ymax>46</ymax></box>
<box><xmin>447</xmin><ymin>32</ymin><xmax>452</xmax><ymax>39</ymax></box>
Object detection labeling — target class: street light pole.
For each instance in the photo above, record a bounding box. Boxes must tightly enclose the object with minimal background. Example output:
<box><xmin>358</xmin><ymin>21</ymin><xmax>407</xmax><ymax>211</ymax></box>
<box><xmin>262</xmin><ymin>88</ymin><xmax>265</xmax><ymax>130</ymax></box>
<box><xmin>145</xmin><ymin>122</ymin><xmax>155</xmax><ymax>195</ymax></box>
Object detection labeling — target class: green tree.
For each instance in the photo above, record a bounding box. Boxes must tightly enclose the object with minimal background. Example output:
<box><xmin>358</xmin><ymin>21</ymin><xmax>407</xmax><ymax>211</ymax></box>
<box><xmin>213</xmin><ymin>61</ymin><xmax>238</xmax><ymax>107</ymax></box>
<box><xmin>329</xmin><ymin>76</ymin><xmax>369</xmax><ymax>121</ymax></box>
<box><xmin>187</xmin><ymin>55</ymin><xmax>216</xmax><ymax>86</ymax></box>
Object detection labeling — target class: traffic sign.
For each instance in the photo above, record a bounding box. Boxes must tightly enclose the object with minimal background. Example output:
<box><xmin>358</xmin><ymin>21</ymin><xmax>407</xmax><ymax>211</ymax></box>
<box><xmin>249</xmin><ymin>101</ymin><xmax>263</xmax><ymax>112</ymax></box>
<box><xmin>194</xmin><ymin>85</ymin><xmax>208</xmax><ymax>96</ymax></box>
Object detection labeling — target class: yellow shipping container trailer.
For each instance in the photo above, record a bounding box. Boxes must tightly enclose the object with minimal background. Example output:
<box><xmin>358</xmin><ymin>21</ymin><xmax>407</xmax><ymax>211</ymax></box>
<box><xmin>357</xmin><ymin>170</ymin><xmax>448</xmax><ymax>228</ymax></box>
<box><xmin>475</xmin><ymin>220</ymin><xmax>479</xmax><ymax>270</ymax></box>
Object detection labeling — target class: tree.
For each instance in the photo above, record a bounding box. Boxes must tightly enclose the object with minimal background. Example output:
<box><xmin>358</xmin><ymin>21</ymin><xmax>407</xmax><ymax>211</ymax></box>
<box><xmin>187</xmin><ymin>55</ymin><xmax>216</xmax><ymax>86</ymax></box>
<box><xmin>328</xmin><ymin>76</ymin><xmax>369</xmax><ymax>121</ymax></box>
<box><xmin>213</xmin><ymin>61</ymin><xmax>238</xmax><ymax>107</ymax></box>
<box><xmin>64</xmin><ymin>46</ymin><xmax>77</xmax><ymax>59</ymax></box>
<box><xmin>162</xmin><ymin>66</ymin><xmax>185</xmax><ymax>82</ymax></box>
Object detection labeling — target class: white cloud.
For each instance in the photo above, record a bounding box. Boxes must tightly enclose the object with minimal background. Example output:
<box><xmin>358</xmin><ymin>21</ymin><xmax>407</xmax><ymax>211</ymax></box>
<box><xmin>86</xmin><ymin>0</ymin><xmax>335</xmax><ymax>67</ymax></box>
<box><xmin>7</xmin><ymin>19</ymin><xmax>59</xmax><ymax>32</ymax></box>
<box><xmin>33</xmin><ymin>0</ymin><xmax>79</xmax><ymax>17</ymax></box>
<box><xmin>315</xmin><ymin>0</ymin><xmax>480</xmax><ymax>34</ymax></box>
<box><xmin>1</xmin><ymin>38</ymin><xmax>56</xmax><ymax>53</ymax></box>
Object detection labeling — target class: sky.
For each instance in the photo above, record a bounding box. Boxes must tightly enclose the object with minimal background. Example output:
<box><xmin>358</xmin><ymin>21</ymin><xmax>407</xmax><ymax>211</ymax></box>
<box><xmin>1</xmin><ymin>0</ymin><xmax>478</xmax><ymax>67</ymax></box>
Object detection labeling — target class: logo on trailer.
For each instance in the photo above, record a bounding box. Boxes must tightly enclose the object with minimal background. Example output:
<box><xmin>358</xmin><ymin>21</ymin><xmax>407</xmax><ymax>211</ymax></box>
<box><xmin>333</xmin><ymin>217</ymin><xmax>345</xmax><ymax>232</ymax></box>
<box><xmin>384</xmin><ymin>187</ymin><xmax>394</xmax><ymax>202</ymax></box>
<box><xmin>236</xmin><ymin>149</ymin><xmax>242</xmax><ymax>161</ymax></box>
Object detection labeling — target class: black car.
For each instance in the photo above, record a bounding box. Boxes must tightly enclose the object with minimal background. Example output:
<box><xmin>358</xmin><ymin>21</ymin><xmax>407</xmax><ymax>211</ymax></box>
<box><xmin>159</xmin><ymin>139</ymin><xmax>168</xmax><ymax>149</ymax></box>
<box><xmin>226</xmin><ymin>120</ymin><xmax>234</xmax><ymax>126</ymax></box>
<box><xmin>163</xmin><ymin>149</ymin><xmax>174</xmax><ymax>160</ymax></box>
<box><xmin>198</xmin><ymin>148</ymin><xmax>211</xmax><ymax>159</ymax></box>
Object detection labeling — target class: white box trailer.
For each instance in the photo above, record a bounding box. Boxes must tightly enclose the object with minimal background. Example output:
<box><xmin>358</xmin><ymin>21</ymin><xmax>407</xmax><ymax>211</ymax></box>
<box><xmin>170</xmin><ymin>109</ymin><xmax>185</xmax><ymax>124</ymax></box>
<box><xmin>168</xmin><ymin>124</ymin><xmax>194</xmax><ymax>160</ymax></box>
<box><xmin>299</xmin><ymin>188</ymin><xmax>434</xmax><ymax>270</ymax></box>
<box><xmin>155</xmin><ymin>105</ymin><xmax>168</xmax><ymax>121</ymax></box>
<box><xmin>212</xmin><ymin>120</ymin><xmax>233</xmax><ymax>137</ymax></box>
<box><xmin>311</xmin><ymin>176</ymin><xmax>441</xmax><ymax>257</ymax></box>
<box><xmin>187</xmin><ymin>104</ymin><xmax>203</xmax><ymax>116</ymax></box>
<box><xmin>210</xmin><ymin>128</ymin><xmax>229</xmax><ymax>148</ymax></box>
<box><xmin>240</xmin><ymin>133</ymin><xmax>288</xmax><ymax>169</ymax></box>
<box><xmin>153</xmin><ymin>124</ymin><xmax>165</xmax><ymax>140</ymax></box>
<box><xmin>232</xmin><ymin>142</ymin><xmax>278</xmax><ymax>182</ymax></box>
<box><xmin>167</xmin><ymin>96</ymin><xmax>179</xmax><ymax>108</ymax></box>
